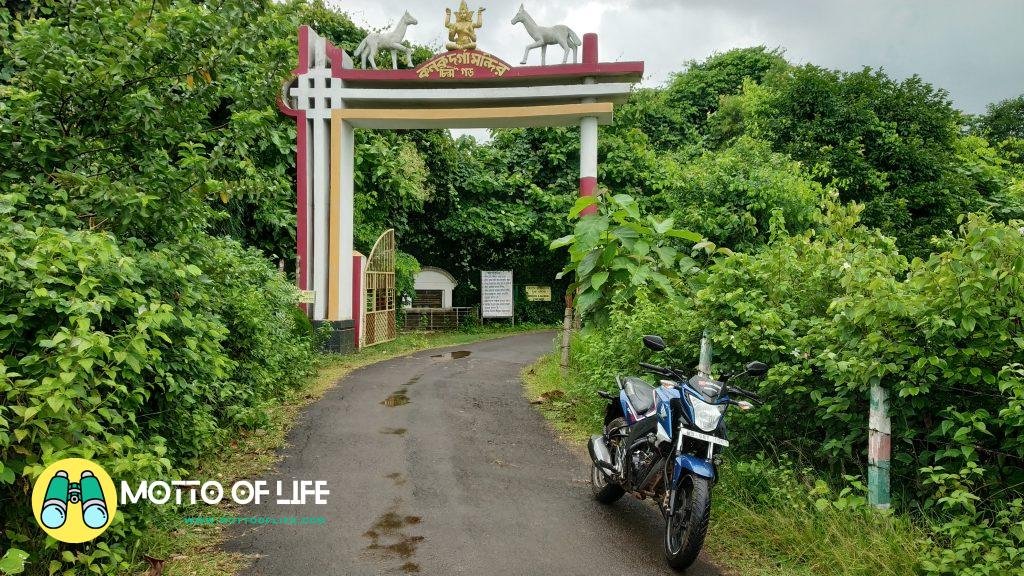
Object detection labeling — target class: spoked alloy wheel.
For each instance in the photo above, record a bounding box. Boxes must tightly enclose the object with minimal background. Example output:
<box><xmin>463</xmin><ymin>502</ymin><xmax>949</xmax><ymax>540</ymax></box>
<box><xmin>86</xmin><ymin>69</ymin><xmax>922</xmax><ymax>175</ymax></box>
<box><xmin>664</xmin><ymin>473</ymin><xmax>711</xmax><ymax>571</ymax></box>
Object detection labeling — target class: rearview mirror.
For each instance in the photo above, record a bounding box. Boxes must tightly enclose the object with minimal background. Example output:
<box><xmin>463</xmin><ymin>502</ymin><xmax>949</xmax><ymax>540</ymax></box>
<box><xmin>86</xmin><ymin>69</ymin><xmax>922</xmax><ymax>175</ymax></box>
<box><xmin>745</xmin><ymin>361</ymin><xmax>769</xmax><ymax>377</ymax></box>
<box><xmin>642</xmin><ymin>335</ymin><xmax>666</xmax><ymax>352</ymax></box>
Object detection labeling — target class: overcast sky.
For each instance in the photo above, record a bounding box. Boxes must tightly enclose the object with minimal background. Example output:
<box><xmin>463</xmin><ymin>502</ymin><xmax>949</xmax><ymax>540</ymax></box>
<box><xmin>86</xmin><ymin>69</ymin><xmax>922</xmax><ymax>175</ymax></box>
<box><xmin>325</xmin><ymin>0</ymin><xmax>1023</xmax><ymax>114</ymax></box>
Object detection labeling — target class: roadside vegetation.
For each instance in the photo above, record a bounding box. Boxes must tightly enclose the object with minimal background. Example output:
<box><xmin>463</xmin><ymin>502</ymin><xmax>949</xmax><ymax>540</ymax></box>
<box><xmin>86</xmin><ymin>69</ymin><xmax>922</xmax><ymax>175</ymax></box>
<box><xmin>532</xmin><ymin>204</ymin><xmax>1023</xmax><ymax>574</ymax></box>
<box><xmin>3</xmin><ymin>0</ymin><xmax>1023</xmax><ymax>575</ymax></box>
<box><xmin>528</xmin><ymin>36</ymin><xmax>1024</xmax><ymax>576</ymax></box>
<box><xmin>532</xmin><ymin>188</ymin><xmax>1023</xmax><ymax>572</ymax></box>
<box><xmin>527</xmin><ymin>355</ymin><xmax>925</xmax><ymax>576</ymax></box>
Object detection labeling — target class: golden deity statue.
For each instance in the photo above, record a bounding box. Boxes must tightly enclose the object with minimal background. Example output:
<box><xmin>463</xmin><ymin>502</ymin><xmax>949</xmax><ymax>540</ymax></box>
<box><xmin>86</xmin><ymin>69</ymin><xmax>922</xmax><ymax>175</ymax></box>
<box><xmin>444</xmin><ymin>1</ymin><xmax>485</xmax><ymax>51</ymax></box>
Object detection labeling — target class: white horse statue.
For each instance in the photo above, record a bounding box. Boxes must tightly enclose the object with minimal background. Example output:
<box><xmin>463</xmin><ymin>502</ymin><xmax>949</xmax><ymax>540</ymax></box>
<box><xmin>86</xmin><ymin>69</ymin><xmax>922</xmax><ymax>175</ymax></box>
<box><xmin>353</xmin><ymin>11</ymin><xmax>418</xmax><ymax>70</ymax></box>
<box><xmin>511</xmin><ymin>5</ymin><xmax>581</xmax><ymax>65</ymax></box>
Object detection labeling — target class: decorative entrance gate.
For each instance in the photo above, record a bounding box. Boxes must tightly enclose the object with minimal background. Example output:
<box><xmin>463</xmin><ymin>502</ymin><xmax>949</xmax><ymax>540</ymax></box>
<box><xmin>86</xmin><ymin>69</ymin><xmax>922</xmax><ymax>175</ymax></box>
<box><xmin>362</xmin><ymin>229</ymin><xmax>396</xmax><ymax>347</ymax></box>
<box><xmin>278</xmin><ymin>12</ymin><xmax>643</xmax><ymax>351</ymax></box>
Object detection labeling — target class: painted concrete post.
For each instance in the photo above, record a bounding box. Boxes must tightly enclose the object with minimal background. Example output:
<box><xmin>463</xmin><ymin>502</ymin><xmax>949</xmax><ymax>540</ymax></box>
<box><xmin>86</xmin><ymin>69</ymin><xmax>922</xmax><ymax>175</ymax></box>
<box><xmin>560</xmin><ymin>292</ymin><xmax>573</xmax><ymax>371</ymax></box>
<box><xmin>698</xmin><ymin>330</ymin><xmax>712</xmax><ymax>377</ymax></box>
<box><xmin>578</xmin><ymin>33</ymin><xmax>599</xmax><ymax>217</ymax></box>
<box><xmin>868</xmin><ymin>383</ymin><xmax>892</xmax><ymax>508</ymax></box>
<box><xmin>579</xmin><ymin>114</ymin><xmax>598</xmax><ymax>216</ymax></box>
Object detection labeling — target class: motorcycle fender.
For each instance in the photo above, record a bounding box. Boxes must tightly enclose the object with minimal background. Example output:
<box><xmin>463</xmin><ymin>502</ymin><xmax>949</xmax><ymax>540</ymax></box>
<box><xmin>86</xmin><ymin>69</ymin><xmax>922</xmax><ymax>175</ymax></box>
<box><xmin>672</xmin><ymin>454</ymin><xmax>715</xmax><ymax>485</ymax></box>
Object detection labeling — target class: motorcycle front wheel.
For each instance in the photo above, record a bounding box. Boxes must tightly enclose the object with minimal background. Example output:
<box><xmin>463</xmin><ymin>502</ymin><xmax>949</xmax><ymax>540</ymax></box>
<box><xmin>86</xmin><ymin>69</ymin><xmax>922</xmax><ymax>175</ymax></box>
<box><xmin>664</xmin><ymin>473</ymin><xmax>711</xmax><ymax>571</ymax></box>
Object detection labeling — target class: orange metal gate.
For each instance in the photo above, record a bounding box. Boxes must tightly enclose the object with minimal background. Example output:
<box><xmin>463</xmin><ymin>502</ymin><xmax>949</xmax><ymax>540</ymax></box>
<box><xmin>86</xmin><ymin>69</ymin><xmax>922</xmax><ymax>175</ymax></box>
<box><xmin>362</xmin><ymin>229</ymin><xmax>396</xmax><ymax>347</ymax></box>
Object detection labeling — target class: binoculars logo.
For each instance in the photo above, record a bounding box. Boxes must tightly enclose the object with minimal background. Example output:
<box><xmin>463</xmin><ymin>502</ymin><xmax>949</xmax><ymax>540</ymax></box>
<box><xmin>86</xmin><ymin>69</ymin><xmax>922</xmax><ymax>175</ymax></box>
<box><xmin>31</xmin><ymin>458</ymin><xmax>117</xmax><ymax>543</ymax></box>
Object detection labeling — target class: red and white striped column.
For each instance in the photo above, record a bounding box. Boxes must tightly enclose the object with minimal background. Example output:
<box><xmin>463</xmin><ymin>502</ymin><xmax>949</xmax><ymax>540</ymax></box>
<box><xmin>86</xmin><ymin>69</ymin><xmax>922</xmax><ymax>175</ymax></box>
<box><xmin>579</xmin><ymin>33</ymin><xmax>599</xmax><ymax>217</ymax></box>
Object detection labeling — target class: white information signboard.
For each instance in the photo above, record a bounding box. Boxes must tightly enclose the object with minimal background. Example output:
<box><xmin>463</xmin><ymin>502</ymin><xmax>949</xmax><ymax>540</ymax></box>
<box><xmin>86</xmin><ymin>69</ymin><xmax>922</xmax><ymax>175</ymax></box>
<box><xmin>480</xmin><ymin>270</ymin><xmax>514</xmax><ymax>318</ymax></box>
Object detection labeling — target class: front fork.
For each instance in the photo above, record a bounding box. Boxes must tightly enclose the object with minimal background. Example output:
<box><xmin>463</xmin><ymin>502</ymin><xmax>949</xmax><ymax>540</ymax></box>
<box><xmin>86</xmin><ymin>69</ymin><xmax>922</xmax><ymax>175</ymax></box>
<box><xmin>665</xmin><ymin>434</ymin><xmax>718</xmax><ymax>517</ymax></box>
<box><xmin>665</xmin><ymin>434</ymin><xmax>683</xmax><ymax>518</ymax></box>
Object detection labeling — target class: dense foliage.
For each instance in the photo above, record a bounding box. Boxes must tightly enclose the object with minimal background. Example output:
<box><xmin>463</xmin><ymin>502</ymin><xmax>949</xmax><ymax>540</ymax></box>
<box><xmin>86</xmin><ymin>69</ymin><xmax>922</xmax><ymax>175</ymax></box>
<box><xmin>0</xmin><ymin>1</ymin><xmax>327</xmax><ymax>573</ymax></box>
<box><xmin>546</xmin><ymin>30</ymin><xmax>1024</xmax><ymax>576</ymax></box>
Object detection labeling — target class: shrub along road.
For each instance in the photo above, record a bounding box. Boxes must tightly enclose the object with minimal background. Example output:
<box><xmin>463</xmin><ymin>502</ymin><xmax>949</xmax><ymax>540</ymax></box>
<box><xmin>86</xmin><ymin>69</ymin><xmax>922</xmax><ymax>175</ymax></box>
<box><xmin>225</xmin><ymin>331</ymin><xmax>722</xmax><ymax>575</ymax></box>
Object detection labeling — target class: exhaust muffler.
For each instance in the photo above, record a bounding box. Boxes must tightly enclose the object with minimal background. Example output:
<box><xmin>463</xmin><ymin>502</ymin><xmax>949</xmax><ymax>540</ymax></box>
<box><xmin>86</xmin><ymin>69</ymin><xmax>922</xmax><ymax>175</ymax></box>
<box><xmin>589</xmin><ymin>435</ymin><xmax>616</xmax><ymax>473</ymax></box>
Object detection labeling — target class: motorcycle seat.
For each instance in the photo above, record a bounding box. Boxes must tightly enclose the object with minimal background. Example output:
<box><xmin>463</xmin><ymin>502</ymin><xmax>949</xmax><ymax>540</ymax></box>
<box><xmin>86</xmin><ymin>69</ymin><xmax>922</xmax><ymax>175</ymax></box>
<box><xmin>622</xmin><ymin>376</ymin><xmax>655</xmax><ymax>414</ymax></box>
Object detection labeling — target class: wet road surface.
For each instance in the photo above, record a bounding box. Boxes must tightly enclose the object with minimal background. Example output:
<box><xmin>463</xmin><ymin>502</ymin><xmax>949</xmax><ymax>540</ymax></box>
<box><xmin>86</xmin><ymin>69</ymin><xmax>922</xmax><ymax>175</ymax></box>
<box><xmin>227</xmin><ymin>331</ymin><xmax>724</xmax><ymax>575</ymax></box>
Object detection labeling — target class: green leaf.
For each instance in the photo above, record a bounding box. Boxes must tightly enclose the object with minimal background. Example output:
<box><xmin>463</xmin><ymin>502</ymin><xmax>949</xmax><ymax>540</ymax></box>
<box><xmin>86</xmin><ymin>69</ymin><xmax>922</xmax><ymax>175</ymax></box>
<box><xmin>654</xmin><ymin>246</ymin><xmax>677</xmax><ymax>267</ymax></box>
<box><xmin>22</xmin><ymin>405</ymin><xmax>41</xmax><ymax>421</ymax></box>
<box><xmin>665</xmin><ymin>229</ymin><xmax>702</xmax><ymax>242</ymax></box>
<box><xmin>573</xmin><ymin>216</ymin><xmax>609</xmax><ymax>253</ymax></box>
<box><xmin>693</xmin><ymin>240</ymin><xmax>717</xmax><ymax>253</ymax></box>
<box><xmin>0</xmin><ymin>549</ymin><xmax>29</xmax><ymax>575</ymax></box>
<box><xmin>549</xmin><ymin>234</ymin><xmax>575</xmax><ymax>250</ymax></box>
<box><xmin>611</xmin><ymin>226</ymin><xmax>640</xmax><ymax>243</ymax></box>
<box><xmin>574</xmin><ymin>289</ymin><xmax>600</xmax><ymax>315</ymax></box>
<box><xmin>577</xmin><ymin>250</ymin><xmax>601</xmax><ymax>278</ymax></box>
<box><xmin>590</xmin><ymin>271</ymin><xmax>609</xmax><ymax>290</ymax></box>
<box><xmin>569</xmin><ymin>195</ymin><xmax>598</xmax><ymax>218</ymax></box>
<box><xmin>46</xmin><ymin>396</ymin><xmax>63</xmax><ymax>412</ymax></box>
<box><xmin>652</xmin><ymin>217</ymin><xmax>675</xmax><ymax>234</ymax></box>
<box><xmin>610</xmin><ymin>194</ymin><xmax>639</xmax><ymax>218</ymax></box>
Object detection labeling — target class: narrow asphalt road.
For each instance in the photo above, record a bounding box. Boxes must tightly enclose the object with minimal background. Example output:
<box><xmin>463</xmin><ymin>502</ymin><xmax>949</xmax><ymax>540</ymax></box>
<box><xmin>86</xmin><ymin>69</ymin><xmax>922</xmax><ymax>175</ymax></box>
<box><xmin>226</xmin><ymin>331</ymin><xmax>724</xmax><ymax>575</ymax></box>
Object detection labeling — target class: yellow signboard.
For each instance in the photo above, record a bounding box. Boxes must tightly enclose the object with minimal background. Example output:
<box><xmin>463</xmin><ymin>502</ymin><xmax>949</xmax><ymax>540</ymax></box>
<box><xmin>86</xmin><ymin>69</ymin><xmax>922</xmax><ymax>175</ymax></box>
<box><xmin>298</xmin><ymin>290</ymin><xmax>316</xmax><ymax>304</ymax></box>
<box><xmin>525</xmin><ymin>285</ymin><xmax>551</xmax><ymax>301</ymax></box>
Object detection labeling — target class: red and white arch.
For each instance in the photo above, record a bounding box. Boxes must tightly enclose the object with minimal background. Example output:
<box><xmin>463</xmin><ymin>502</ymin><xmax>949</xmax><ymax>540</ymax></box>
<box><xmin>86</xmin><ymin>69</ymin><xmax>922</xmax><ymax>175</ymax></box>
<box><xmin>279</xmin><ymin>26</ymin><xmax>643</xmax><ymax>350</ymax></box>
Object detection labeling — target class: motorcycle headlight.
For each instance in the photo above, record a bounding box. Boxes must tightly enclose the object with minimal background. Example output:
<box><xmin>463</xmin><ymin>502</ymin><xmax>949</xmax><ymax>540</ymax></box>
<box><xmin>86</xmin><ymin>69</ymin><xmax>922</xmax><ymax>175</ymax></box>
<box><xmin>690</xmin><ymin>395</ymin><xmax>726</xmax><ymax>432</ymax></box>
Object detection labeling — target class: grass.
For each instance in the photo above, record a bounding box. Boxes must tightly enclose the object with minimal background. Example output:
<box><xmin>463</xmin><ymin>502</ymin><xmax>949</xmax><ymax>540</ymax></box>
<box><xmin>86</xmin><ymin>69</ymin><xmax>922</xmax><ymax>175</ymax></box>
<box><xmin>522</xmin><ymin>352</ymin><xmax>594</xmax><ymax>443</ymax></box>
<box><xmin>708</xmin><ymin>462</ymin><xmax>923</xmax><ymax>576</ymax></box>
<box><xmin>136</xmin><ymin>325</ymin><xmax>548</xmax><ymax>576</ymax></box>
<box><xmin>521</xmin><ymin>351</ymin><xmax>923</xmax><ymax>576</ymax></box>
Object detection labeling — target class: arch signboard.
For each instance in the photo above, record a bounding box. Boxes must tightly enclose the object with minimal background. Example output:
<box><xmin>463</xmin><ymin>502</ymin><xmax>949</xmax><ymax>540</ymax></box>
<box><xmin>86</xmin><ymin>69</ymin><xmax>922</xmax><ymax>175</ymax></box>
<box><xmin>279</xmin><ymin>20</ymin><xmax>643</xmax><ymax>351</ymax></box>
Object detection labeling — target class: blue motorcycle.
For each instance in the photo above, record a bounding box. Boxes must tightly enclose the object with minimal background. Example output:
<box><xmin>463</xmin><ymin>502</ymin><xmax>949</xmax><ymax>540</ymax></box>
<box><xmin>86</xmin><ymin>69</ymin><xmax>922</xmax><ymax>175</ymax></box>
<box><xmin>587</xmin><ymin>334</ymin><xmax>767</xmax><ymax>571</ymax></box>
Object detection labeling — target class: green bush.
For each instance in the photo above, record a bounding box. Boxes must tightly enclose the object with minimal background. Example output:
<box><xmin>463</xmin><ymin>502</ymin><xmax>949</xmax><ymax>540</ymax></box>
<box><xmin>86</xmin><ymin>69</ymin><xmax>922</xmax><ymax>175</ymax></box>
<box><xmin>0</xmin><ymin>204</ymin><xmax>313</xmax><ymax>573</ymax></box>
<box><xmin>550</xmin><ymin>193</ymin><xmax>704</xmax><ymax>321</ymax></box>
<box><xmin>566</xmin><ymin>206</ymin><xmax>1024</xmax><ymax>573</ymax></box>
<box><xmin>653</xmin><ymin>136</ymin><xmax>829</xmax><ymax>251</ymax></box>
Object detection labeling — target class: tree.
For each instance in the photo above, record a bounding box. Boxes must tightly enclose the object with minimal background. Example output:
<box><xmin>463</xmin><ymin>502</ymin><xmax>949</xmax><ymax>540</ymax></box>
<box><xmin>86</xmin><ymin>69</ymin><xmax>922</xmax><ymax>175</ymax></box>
<box><xmin>664</xmin><ymin>46</ymin><xmax>788</xmax><ymax>139</ymax></box>
<box><xmin>710</xmin><ymin>64</ymin><xmax>985</xmax><ymax>257</ymax></box>
<box><xmin>975</xmin><ymin>94</ymin><xmax>1024</xmax><ymax>142</ymax></box>
<box><xmin>652</xmin><ymin>137</ymin><xmax>828</xmax><ymax>252</ymax></box>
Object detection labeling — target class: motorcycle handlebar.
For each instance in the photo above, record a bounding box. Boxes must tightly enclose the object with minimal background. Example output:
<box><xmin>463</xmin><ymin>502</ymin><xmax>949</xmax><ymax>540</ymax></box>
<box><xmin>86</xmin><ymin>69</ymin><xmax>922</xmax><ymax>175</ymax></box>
<box><xmin>728</xmin><ymin>385</ymin><xmax>762</xmax><ymax>402</ymax></box>
<box><xmin>638</xmin><ymin>361</ymin><xmax>669</xmax><ymax>376</ymax></box>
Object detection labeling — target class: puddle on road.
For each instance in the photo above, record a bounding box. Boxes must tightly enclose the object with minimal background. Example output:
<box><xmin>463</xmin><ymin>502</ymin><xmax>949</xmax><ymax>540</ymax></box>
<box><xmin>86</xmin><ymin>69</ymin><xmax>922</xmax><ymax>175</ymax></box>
<box><xmin>365</xmin><ymin>511</ymin><xmax>420</xmax><ymax>533</ymax></box>
<box><xmin>405</xmin><ymin>374</ymin><xmax>422</xmax><ymax>386</ymax></box>
<box><xmin>385</xmin><ymin>472</ymin><xmax>406</xmax><ymax>486</ymax></box>
<box><xmin>363</xmin><ymin>504</ymin><xmax>425</xmax><ymax>563</ymax></box>
<box><xmin>401</xmin><ymin>562</ymin><xmax>420</xmax><ymax>573</ymax></box>
<box><xmin>431</xmin><ymin>350</ymin><xmax>471</xmax><ymax>360</ymax></box>
<box><xmin>380</xmin><ymin>427</ymin><xmax>407</xmax><ymax>435</ymax></box>
<box><xmin>381</xmin><ymin>389</ymin><xmax>410</xmax><ymax>407</ymax></box>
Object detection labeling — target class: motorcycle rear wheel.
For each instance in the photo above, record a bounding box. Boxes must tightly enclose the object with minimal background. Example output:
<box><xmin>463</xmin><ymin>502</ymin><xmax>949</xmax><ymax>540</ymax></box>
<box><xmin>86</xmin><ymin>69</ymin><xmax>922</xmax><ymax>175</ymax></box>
<box><xmin>664</xmin><ymin>473</ymin><xmax>711</xmax><ymax>571</ymax></box>
<box><xmin>591</xmin><ymin>417</ymin><xmax>625</xmax><ymax>504</ymax></box>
